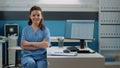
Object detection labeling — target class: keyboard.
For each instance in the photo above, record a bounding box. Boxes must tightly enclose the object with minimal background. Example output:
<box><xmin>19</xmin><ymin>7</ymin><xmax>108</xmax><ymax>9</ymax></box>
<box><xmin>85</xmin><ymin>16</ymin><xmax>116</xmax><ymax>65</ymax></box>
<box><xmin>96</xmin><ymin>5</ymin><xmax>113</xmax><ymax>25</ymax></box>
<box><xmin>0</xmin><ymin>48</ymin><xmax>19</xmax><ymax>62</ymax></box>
<box><xmin>77</xmin><ymin>50</ymin><xmax>90</xmax><ymax>53</ymax></box>
<box><xmin>77</xmin><ymin>50</ymin><xmax>95</xmax><ymax>53</ymax></box>
<box><xmin>50</xmin><ymin>52</ymin><xmax>77</xmax><ymax>56</ymax></box>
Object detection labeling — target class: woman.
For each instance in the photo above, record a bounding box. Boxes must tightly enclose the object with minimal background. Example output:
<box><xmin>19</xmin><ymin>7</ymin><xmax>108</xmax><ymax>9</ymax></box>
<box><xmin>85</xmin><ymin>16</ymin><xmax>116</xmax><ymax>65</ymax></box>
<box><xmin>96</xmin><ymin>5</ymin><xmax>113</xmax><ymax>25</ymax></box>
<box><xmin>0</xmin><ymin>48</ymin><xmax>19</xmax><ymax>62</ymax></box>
<box><xmin>21</xmin><ymin>6</ymin><xmax>51</xmax><ymax>68</ymax></box>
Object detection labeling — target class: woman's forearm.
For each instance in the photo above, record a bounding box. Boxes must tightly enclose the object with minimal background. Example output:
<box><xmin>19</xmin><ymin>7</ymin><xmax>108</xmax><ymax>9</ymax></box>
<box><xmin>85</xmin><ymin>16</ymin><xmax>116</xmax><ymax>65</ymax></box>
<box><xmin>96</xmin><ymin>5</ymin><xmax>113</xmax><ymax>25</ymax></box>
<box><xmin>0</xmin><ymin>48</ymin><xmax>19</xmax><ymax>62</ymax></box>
<box><xmin>21</xmin><ymin>39</ymin><xmax>49</xmax><ymax>49</ymax></box>
<box><xmin>21</xmin><ymin>40</ymin><xmax>32</xmax><ymax>46</ymax></box>
<box><xmin>32</xmin><ymin>42</ymin><xmax>49</xmax><ymax>48</ymax></box>
<box><xmin>21</xmin><ymin>40</ymin><xmax>38</xmax><ymax>50</ymax></box>
<box><xmin>32</xmin><ymin>38</ymin><xmax>50</xmax><ymax>48</ymax></box>
<box><xmin>21</xmin><ymin>45</ymin><xmax>38</xmax><ymax>50</ymax></box>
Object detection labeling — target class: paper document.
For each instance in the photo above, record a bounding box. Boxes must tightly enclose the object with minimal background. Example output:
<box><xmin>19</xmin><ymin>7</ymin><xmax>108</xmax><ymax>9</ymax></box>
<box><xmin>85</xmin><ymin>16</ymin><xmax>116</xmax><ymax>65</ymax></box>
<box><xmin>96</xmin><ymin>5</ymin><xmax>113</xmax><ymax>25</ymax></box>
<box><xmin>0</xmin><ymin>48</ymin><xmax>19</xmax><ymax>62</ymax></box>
<box><xmin>49</xmin><ymin>52</ymin><xmax>77</xmax><ymax>56</ymax></box>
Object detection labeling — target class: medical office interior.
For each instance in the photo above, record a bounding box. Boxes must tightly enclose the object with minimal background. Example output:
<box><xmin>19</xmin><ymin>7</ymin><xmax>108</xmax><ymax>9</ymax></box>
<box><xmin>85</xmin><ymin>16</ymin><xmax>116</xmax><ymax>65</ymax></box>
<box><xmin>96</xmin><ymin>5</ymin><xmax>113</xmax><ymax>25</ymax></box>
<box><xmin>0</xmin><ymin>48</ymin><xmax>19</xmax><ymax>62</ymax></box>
<box><xmin>0</xmin><ymin>0</ymin><xmax>120</xmax><ymax>68</ymax></box>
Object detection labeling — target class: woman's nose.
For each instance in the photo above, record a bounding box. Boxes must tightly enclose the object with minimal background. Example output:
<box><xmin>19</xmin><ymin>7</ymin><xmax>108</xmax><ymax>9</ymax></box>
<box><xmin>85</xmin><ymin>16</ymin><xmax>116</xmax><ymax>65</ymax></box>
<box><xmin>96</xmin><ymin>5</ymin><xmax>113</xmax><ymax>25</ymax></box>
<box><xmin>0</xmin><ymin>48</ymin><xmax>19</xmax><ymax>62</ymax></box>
<box><xmin>35</xmin><ymin>15</ymin><xmax>38</xmax><ymax>18</ymax></box>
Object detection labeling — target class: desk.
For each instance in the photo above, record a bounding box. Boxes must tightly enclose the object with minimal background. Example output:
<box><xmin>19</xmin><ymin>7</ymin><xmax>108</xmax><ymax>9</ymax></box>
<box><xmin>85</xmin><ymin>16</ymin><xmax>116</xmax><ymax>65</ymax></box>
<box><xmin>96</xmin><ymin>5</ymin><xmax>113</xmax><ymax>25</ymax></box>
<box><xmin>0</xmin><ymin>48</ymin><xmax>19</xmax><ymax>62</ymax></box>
<box><xmin>47</xmin><ymin>47</ymin><xmax>105</xmax><ymax>68</ymax></box>
<box><xmin>8</xmin><ymin>46</ymin><xmax>22</xmax><ymax>50</ymax></box>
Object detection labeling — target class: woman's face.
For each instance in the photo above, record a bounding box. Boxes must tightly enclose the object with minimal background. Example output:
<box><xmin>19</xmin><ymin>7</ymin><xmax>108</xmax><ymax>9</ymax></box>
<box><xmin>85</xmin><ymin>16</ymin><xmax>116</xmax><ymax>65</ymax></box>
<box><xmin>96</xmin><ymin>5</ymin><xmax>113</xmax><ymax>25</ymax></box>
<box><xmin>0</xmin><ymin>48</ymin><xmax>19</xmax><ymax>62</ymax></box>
<box><xmin>30</xmin><ymin>10</ymin><xmax>42</xmax><ymax>25</ymax></box>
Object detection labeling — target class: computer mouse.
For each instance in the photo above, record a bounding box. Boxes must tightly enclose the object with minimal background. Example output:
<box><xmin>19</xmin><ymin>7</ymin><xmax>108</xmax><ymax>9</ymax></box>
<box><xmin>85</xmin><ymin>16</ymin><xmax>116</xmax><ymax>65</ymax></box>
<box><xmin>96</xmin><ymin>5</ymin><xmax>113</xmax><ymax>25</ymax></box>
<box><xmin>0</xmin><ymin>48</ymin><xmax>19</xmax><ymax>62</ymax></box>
<box><xmin>67</xmin><ymin>46</ymin><xmax>79</xmax><ymax>52</ymax></box>
<box><xmin>63</xmin><ymin>49</ymin><xmax>70</xmax><ymax>53</ymax></box>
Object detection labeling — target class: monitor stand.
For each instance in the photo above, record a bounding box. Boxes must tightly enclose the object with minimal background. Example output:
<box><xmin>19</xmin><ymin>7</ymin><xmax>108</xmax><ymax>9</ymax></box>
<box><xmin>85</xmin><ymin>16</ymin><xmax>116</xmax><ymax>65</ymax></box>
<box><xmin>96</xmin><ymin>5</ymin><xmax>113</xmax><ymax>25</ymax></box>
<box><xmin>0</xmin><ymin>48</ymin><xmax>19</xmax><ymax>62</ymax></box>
<box><xmin>78</xmin><ymin>39</ymin><xmax>90</xmax><ymax>53</ymax></box>
<box><xmin>80</xmin><ymin>39</ymin><xmax>85</xmax><ymax>49</ymax></box>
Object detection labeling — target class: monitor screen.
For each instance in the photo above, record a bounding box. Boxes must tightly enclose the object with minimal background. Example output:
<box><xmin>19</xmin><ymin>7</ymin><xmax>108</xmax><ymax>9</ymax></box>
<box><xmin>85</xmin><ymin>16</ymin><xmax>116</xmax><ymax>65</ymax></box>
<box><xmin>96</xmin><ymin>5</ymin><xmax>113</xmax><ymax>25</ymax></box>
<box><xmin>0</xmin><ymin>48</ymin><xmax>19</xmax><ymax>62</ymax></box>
<box><xmin>64</xmin><ymin>20</ymin><xmax>94</xmax><ymax>48</ymax></box>
<box><xmin>4</xmin><ymin>24</ymin><xmax>19</xmax><ymax>37</ymax></box>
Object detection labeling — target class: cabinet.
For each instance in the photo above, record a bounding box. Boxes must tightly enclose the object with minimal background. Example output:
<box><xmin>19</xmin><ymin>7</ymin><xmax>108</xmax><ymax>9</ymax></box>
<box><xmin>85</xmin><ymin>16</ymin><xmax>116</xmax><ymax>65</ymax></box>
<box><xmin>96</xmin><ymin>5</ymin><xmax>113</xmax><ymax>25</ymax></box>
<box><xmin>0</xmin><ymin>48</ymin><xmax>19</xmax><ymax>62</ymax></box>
<box><xmin>0</xmin><ymin>42</ymin><xmax>3</xmax><ymax>68</ymax></box>
<box><xmin>0</xmin><ymin>40</ymin><xmax>6</xmax><ymax>68</ymax></box>
<box><xmin>99</xmin><ymin>0</ymin><xmax>120</xmax><ymax>65</ymax></box>
<box><xmin>8</xmin><ymin>36</ymin><xmax>18</xmax><ymax>66</ymax></box>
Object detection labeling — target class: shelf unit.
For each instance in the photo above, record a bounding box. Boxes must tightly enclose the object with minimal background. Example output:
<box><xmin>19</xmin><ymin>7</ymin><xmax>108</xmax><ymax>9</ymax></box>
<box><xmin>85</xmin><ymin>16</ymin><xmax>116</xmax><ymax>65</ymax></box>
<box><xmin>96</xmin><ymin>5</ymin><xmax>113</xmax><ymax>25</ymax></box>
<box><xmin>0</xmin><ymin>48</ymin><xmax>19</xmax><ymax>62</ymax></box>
<box><xmin>99</xmin><ymin>0</ymin><xmax>120</xmax><ymax>65</ymax></box>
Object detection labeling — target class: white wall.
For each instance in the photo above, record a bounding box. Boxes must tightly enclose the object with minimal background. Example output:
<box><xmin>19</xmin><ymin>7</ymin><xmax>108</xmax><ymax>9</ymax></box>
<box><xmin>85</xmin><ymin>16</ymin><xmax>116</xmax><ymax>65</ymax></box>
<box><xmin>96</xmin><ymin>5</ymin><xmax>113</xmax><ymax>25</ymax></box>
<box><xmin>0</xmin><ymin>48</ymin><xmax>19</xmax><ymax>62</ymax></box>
<box><xmin>0</xmin><ymin>0</ymin><xmax>99</xmax><ymax>11</ymax></box>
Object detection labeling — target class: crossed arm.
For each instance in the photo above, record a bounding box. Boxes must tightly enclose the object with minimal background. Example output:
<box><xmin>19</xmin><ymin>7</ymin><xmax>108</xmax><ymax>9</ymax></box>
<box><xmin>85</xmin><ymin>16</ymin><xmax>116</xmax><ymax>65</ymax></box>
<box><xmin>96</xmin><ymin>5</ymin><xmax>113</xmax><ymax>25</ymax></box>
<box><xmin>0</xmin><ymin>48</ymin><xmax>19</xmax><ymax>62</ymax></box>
<box><xmin>21</xmin><ymin>38</ymin><xmax>49</xmax><ymax>50</ymax></box>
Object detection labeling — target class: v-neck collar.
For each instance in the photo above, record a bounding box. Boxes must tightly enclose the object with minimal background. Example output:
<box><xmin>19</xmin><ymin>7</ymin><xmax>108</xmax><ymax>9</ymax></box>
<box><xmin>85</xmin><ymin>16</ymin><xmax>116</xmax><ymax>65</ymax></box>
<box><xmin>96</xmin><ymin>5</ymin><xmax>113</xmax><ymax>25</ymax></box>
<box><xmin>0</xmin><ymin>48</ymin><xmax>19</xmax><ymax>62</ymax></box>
<box><xmin>30</xmin><ymin>25</ymin><xmax>39</xmax><ymax>32</ymax></box>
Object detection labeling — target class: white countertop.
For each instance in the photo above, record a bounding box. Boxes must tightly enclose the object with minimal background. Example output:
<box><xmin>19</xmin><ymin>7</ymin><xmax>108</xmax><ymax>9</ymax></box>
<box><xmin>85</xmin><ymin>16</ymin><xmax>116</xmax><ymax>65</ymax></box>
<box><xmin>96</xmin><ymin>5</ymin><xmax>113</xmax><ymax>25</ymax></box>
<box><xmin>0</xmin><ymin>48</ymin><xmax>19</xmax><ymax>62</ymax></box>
<box><xmin>47</xmin><ymin>46</ymin><xmax>104</xmax><ymax>59</ymax></box>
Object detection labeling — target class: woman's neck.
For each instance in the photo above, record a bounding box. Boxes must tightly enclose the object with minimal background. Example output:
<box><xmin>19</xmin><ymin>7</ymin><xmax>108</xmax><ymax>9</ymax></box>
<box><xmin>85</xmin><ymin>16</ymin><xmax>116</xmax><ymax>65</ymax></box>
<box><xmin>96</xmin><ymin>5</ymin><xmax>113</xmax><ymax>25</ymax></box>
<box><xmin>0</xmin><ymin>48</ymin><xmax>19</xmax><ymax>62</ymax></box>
<box><xmin>32</xmin><ymin>24</ymin><xmax>38</xmax><ymax>32</ymax></box>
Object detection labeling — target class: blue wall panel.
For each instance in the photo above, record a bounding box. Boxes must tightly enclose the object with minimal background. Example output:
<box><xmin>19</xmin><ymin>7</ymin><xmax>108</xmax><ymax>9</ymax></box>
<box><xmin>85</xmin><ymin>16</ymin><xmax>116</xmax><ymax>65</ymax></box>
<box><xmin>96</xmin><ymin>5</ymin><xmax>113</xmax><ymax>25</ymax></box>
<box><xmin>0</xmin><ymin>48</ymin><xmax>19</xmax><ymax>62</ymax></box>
<box><xmin>45</xmin><ymin>20</ymin><xmax>65</xmax><ymax>36</ymax></box>
<box><xmin>88</xmin><ymin>20</ymin><xmax>98</xmax><ymax>52</ymax></box>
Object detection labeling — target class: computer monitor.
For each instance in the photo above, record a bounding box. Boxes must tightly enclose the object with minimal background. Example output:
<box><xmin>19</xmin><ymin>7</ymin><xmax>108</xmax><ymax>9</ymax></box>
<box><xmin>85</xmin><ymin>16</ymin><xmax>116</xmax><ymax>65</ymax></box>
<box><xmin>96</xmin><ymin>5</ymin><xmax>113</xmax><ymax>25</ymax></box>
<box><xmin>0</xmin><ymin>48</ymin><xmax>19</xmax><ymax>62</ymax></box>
<box><xmin>64</xmin><ymin>20</ymin><xmax>94</xmax><ymax>49</ymax></box>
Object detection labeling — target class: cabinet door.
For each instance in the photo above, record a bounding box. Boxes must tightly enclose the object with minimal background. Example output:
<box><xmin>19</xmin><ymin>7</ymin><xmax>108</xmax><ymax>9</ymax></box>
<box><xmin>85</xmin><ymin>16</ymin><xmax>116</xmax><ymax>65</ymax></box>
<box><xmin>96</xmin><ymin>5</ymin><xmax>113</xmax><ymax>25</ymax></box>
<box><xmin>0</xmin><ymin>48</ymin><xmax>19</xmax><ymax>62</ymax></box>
<box><xmin>48</xmin><ymin>58</ymin><xmax>104</xmax><ymax>68</ymax></box>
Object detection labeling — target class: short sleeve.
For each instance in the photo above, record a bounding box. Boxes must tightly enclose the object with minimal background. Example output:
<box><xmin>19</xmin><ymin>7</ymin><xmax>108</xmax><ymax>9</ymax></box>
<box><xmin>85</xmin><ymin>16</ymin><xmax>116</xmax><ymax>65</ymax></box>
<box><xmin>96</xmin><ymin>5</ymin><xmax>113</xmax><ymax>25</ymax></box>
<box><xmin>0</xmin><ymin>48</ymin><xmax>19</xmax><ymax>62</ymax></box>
<box><xmin>21</xmin><ymin>28</ymin><xmax>26</xmax><ymax>41</ymax></box>
<box><xmin>43</xmin><ymin>27</ymin><xmax>51</xmax><ymax>47</ymax></box>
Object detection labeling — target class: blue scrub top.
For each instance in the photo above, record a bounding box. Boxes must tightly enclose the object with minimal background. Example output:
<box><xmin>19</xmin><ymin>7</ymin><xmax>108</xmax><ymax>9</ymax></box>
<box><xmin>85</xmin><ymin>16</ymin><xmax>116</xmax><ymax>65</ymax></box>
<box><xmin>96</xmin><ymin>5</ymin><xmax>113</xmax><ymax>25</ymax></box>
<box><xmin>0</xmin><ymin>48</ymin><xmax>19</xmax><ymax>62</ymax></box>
<box><xmin>21</xmin><ymin>25</ymin><xmax>51</xmax><ymax>60</ymax></box>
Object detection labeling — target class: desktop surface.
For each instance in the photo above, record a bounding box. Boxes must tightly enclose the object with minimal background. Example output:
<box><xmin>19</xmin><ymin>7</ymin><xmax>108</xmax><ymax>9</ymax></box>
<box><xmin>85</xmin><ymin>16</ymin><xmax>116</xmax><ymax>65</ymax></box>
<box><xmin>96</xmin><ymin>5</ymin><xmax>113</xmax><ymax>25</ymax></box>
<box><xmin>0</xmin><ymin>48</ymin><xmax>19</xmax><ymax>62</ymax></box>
<box><xmin>47</xmin><ymin>46</ymin><xmax>104</xmax><ymax>58</ymax></box>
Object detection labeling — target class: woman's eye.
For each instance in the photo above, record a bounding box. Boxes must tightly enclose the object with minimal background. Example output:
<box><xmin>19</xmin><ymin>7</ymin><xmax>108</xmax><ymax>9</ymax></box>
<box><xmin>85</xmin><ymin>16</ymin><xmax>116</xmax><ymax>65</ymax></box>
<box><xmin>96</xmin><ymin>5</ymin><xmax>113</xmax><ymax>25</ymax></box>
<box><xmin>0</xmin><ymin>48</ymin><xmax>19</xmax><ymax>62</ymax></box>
<box><xmin>33</xmin><ymin>15</ymin><xmax>35</xmax><ymax>17</ymax></box>
<box><xmin>37</xmin><ymin>14</ymin><xmax>40</xmax><ymax>17</ymax></box>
